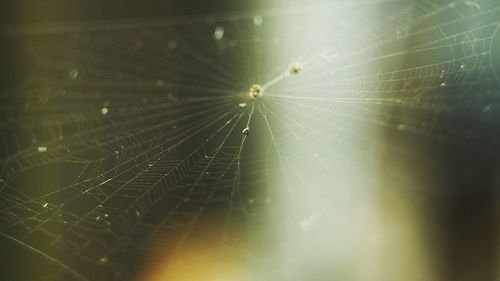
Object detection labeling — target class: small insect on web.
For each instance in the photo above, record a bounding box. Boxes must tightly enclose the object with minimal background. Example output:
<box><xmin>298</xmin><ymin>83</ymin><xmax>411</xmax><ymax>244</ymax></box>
<box><xmin>242</xmin><ymin>127</ymin><xmax>250</xmax><ymax>136</ymax></box>
<box><xmin>289</xmin><ymin>62</ymin><xmax>302</xmax><ymax>75</ymax></box>
<box><xmin>249</xmin><ymin>84</ymin><xmax>262</xmax><ymax>100</ymax></box>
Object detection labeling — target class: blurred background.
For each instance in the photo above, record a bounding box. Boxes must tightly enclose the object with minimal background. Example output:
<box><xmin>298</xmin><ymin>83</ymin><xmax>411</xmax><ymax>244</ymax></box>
<box><xmin>1</xmin><ymin>1</ymin><xmax>500</xmax><ymax>281</ymax></box>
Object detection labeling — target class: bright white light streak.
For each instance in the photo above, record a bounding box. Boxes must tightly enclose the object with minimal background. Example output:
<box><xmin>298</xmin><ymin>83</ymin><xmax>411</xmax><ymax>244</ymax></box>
<box><xmin>257</xmin><ymin>1</ymin><xmax>435</xmax><ymax>281</ymax></box>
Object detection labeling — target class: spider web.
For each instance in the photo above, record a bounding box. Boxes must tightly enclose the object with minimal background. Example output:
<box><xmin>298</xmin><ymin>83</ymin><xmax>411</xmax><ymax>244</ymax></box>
<box><xmin>1</xmin><ymin>0</ymin><xmax>500</xmax><ymax>280</ymax></box>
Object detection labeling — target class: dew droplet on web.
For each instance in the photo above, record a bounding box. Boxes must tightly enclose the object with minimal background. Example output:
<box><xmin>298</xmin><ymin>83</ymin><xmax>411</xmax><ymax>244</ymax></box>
<box><xmin>253</xmin><ymin>15</ymin><xmax>263</xmax><ymax>26</ymax></box>
<box><xmin>98</xmin><ymin>256</ymin><xmax>108</xmax><ymax>265</ymax></box>
<box><xmin>37</xmin><ymin>146</ymin><xmax>48</xmax><ymax>153</ymax></box>
<box><xmin>68</xmin><ymin>68</ymin><xmax>79</xmax><ymax>79</ymax></box>
<box><xmin>213</xmin><ymin>26</ymin><xmax>224</xmax><ymax>40</ymax></box>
